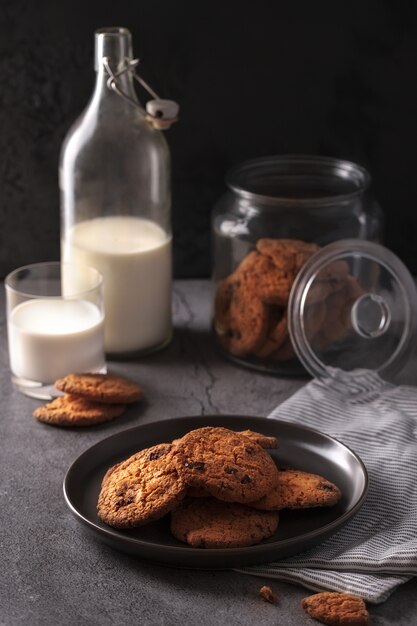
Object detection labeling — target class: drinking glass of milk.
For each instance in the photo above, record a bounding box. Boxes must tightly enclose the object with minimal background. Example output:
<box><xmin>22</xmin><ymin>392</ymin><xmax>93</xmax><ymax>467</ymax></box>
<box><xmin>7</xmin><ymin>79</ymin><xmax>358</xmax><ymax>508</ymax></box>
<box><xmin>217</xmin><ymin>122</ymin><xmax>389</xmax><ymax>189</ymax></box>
<box><xmin>5</xmin><ymin>262</ymin><xmax>105</xmax><ymax>398</ymax></box>
<box><xmin>60</xmin><ymin>28</ymin><xmax>177</xmax><ymax>356</ymax></box>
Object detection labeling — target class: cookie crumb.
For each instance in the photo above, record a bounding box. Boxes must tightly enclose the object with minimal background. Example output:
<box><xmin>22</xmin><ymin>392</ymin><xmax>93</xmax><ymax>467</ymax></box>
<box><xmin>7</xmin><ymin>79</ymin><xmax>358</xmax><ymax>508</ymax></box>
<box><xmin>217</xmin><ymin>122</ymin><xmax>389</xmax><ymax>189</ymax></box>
<box><xmin>301</xmin><ymin>591</ymin><xmax>369</xmax><ymax>625</ymax></box>
<box><xmin>259</xmin><ymin>585</ymin><xmax>278</xmax><ymax>604</ymax></box>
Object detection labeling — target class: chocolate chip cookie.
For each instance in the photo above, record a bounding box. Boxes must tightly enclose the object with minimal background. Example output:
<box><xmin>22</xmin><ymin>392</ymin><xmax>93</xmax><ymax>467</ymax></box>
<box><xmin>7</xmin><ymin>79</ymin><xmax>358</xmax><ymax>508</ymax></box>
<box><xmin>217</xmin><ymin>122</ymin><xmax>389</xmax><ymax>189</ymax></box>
<box><xmin>171</xmin><ymin>497</ymin><xmax>279</xmax><ymax>548</ymax></box>
<box><xmin>256</xmin><ymin>238</ymin><xmax>319</xmax><ymax>274</ymax></box>
<box><xmin>238</xmin><ymin>429</ymin><xmax>278</xmax><ymax>449</ymax></box>
<box><xmin>97</xmin><ymin>443</ymin><xmax>187</xmax><ymax>528</ymax></box>
<box><xmin>33</xmin><ymin>394</ymin><xmax>126</xmax><ymax>427</ymax></box>
<box><xmin>238</xmin><ymin>252</ymin><xmax>293</xmax><ymax>306</ymax></box>
<box><xmin>254</xmin><ymin>312</ymin><xmax>288</xmax><ymax>358</ymax></box>
<box><xmin>250</xmin><ymin>469</ymin><xmax>341</xmax><ymax>511</ymax></box>
<box><xmin>173</xmin><ymin>427</ymin><xmax>280</xmax><ymax>504</ymax></box>
<box><xmin>55</xmin><ymin>373</ymin><xmax>144</xmax><ymax>404</ymax></box>
<box><xmin>220</xmin><ymin>281</ymin><xmax>269</xmax><ymax>357</ymax></box>
<box><xmin>174</xmin><ymin>429</ymin><xmax>278</xmax><ymax>450</ymax></box>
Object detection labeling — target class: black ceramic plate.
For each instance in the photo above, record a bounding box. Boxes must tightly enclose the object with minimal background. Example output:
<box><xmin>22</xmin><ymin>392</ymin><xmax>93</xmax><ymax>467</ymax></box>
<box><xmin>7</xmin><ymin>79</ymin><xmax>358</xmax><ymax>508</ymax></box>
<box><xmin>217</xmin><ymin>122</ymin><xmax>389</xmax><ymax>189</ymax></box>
<box><xmin>63</xmin><ymin>415</ymin><xmax>368</xmax><ymax>569</ymax></box>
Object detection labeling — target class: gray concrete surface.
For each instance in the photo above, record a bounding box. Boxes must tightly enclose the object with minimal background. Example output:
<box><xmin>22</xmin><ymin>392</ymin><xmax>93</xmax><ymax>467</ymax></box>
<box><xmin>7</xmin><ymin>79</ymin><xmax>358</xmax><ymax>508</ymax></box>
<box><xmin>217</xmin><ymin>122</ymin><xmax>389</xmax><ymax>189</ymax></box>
<box><xmin>1</xmin><ymin>280</ymin><xmax>416</xmax><ymax>625</ymax></box>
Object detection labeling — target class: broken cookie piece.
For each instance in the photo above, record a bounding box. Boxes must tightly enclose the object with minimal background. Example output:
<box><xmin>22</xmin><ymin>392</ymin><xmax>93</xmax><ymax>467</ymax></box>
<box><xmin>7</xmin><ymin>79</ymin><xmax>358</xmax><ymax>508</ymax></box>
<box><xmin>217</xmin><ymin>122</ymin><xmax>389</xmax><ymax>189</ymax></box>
<box><xmin>301</xmin><ymin>591</ymin><xmax>369</xmax><ymax>626</ymax></box>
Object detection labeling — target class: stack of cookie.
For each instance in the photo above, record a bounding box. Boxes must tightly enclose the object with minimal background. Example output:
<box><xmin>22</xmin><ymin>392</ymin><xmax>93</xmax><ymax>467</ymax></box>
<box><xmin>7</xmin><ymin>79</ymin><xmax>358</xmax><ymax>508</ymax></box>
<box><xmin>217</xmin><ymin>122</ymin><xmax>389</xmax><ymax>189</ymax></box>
<box><xmin>33</xmin><ymin>373</ymin><xmax>144</xmax><ymax>427</ymax></box>
<box><xmin>214</xmin><ymin>237</ymin><xmax>363</xmax><ymax>362</ymax></box>
<box><xmin>97</xmin><ymin>426</ymin><xmax>341</xmax><ymax>549</ymax></box>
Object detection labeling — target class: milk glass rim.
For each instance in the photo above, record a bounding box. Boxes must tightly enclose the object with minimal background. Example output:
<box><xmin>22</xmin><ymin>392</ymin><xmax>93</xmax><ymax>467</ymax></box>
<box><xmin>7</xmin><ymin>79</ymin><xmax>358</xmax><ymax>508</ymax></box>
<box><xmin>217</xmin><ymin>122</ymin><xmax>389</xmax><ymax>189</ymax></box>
<box><xmin>5</xmin><ymin>261</ymin><xmax>103</xmax><ymax>300</ymax></box>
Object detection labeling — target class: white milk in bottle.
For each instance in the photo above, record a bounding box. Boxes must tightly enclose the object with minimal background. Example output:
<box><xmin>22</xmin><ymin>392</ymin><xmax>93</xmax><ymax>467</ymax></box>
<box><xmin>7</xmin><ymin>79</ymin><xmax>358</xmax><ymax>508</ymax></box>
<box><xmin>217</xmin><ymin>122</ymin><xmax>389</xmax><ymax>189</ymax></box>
<box><xmin>62</xmin><ymin>216</ymin><xmax>172</xmax><ymax>354</ymax></box>
<box><xmin>60</xmin><ymin>28</ymin><xmax>173</xmax><ymax>356</ymax></box>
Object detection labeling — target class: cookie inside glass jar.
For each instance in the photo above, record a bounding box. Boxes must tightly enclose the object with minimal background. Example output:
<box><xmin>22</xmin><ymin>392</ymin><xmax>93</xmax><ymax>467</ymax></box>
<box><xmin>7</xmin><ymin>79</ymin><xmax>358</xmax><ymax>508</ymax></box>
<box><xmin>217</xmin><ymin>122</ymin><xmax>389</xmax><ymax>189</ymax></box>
<box><xmin>213</xmin><ymin>238</ymin><xmax>362</xmax><ymax>374</ymax></box>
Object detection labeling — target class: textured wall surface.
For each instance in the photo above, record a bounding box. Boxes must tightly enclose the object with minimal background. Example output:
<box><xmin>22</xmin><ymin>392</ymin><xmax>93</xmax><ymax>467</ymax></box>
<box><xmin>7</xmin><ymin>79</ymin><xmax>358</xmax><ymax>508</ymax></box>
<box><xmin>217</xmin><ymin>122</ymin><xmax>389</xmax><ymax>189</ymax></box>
<box><xmin>1</xmin><ymin>0</ymin><xmax>417</xmax><ymax>277</ymax></box>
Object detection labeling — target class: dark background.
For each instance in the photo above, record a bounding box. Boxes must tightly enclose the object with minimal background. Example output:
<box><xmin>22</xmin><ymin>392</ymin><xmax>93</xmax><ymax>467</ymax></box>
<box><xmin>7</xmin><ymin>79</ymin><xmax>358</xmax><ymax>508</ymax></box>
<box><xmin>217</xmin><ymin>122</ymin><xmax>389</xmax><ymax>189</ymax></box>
<box><xmin>1</xmin><ymin>0</ymin><xmax>416</xmax><ymax>278</ymax></box>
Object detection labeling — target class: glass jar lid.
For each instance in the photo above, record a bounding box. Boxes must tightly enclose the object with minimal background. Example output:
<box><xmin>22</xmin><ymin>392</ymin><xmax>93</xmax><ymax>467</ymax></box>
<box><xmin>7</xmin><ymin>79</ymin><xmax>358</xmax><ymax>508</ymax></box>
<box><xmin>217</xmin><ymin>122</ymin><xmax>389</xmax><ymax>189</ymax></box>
<box><xmin>288</xmin><ymin>239</ymin><xmax>417</xmax><ymax>382</ymax></box>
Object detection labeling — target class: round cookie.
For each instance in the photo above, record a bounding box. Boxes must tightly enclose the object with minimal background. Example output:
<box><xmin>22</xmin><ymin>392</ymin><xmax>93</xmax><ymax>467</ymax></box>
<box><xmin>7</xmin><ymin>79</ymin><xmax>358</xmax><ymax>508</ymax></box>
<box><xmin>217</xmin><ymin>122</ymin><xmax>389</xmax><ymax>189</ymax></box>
<box><xmin>303</xmin><ymin>300</ymin><xmax>327</xmax><ymax>342</ymax></box>
<box><xmin>173</xmin><ymin>429</ymin><xmax>278</xmax><ymax>450</ymax></box>
<box><xmin>232</xmin><ymin>249</ymin><xmax>260</xmax><ymax>275</ymax></box>
<box><xmin>256</xmin><ymin>238</ymin><xmax>319</xmax><ymax>274</ymax></box>
<box><xmin>271</xmin><ymin>336</ymin><xmax>296</xmax><ymax>362</ymax></box>
<box><xmin>55</xmin><ymin>373</ymin><xmax>144</xmax><ymax>404</ymax></box>
<box><xmin>221</xmin><ymin>282</ymin><xmax>269</xmax><ymax>357</ymax></box>
<box><xmin>97</xmin><ymin>443</ymin><xmax>187</xmax><ymax>528</ymax></box>
<box><xmin>312</xmin><ymin>280</ymin><xmax>356</xmax><ymax>349</ymax></box>
<box><xmin>256</xmin><ymin>239</ymin><xmax>298</xmax><ymax>273</ymax></box>
<box><xmin>238</xmin><ymin>429</ymin><xmax>278</xmax><ymax>449</ymax></box>
<box><xmin>250</xmin><ymin>469</ymin><xmax>341</xmax><ymax>511</ymax></box>
<box><xmin>240</xmin><ymin>252</ymin><xmax>293</xmax><ymax>306</ymax></box>
<box><xmin>173</xmin><ymin>427</ymin><xmax>280</xmax><ymax>504</ymax></box>
<box><xmin>315</xmin><ymin>259</ymin><xmax>350</xmax><ymax>283</ymax></box>
<box><xmin>214</xmin><ymin>277</ymin><xmax>235</xmax><ymax>337</ymax></box>
<box><xmin>33</xmin><ymin>394</ymin><xmax>126</xmax><ymax>427</ymax></box>
<box><xmin>171</xmin><ymin>497</ymin><xmax>279</xmax><ymax>548</ymax></box>
<box><xmin>254</xmin><ymin>314</ymin><xmax>288</xmax><ymax>358</ymax></box>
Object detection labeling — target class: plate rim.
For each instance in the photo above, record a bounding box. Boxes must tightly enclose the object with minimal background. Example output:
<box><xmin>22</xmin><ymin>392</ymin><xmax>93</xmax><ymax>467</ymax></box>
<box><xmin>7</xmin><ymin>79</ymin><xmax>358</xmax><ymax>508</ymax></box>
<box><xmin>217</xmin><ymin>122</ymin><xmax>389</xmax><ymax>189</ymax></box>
<box><xmin>63</xmin><ymin>415</ymin><xmax>368</xmax><ymax>559</ymax></box>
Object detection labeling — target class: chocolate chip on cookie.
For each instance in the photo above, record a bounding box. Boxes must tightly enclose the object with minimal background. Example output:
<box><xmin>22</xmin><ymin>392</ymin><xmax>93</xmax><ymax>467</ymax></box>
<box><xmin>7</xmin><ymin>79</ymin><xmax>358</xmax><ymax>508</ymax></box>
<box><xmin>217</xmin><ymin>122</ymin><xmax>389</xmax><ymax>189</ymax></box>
<box><xmin>33</xmin><ymin>394</ymin><xmax>126</xmax><ymax>427</ymax></box>
<box><xmin>250</xmin><ymin>469</ymin><xmax>341</xmax><ymax>511</ymax></box>
<box><xmin>97</xmin><ymin>443</ymin><xmax>187</xmax><ymax>528</ymax></box>
<box><xmin>170</xmin><ymin>497</ymin><xmax>279</xmax><ymax>548</ymax></box>
<box><xmin>173</xmin><ymin>427</ymin><xmax>280</xmax><ymax>504</ymax></box>
<box><xmin>55</xmin><ymin>373</ymin><xmax>144</xmax><ymax>404</ymax></box>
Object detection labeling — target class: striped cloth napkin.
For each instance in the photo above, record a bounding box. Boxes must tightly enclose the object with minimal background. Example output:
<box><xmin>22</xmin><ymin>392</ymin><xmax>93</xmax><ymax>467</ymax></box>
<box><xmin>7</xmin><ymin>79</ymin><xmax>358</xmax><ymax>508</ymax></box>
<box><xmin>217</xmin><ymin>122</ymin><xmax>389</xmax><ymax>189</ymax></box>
<box><xmin>236</xmin><ymin>369</ymin><xmax>417</xmax><ymax>604</ymax></box>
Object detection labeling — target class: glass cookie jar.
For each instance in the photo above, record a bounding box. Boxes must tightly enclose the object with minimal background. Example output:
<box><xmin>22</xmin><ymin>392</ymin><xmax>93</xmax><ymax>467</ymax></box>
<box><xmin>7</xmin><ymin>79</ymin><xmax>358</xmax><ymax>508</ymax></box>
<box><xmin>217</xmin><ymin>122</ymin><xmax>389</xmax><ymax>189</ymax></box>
<box><xmin>211</xmin><ymin>155</ymin><xmax>384</xmax><ymax>375</ymax></box>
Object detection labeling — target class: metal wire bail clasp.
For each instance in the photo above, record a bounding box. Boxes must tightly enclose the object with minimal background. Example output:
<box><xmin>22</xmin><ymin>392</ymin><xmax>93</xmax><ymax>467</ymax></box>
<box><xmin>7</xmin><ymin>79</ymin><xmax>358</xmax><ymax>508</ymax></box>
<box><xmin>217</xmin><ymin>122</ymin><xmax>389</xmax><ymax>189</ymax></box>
<box><xmin>102</xmin><ymin>57</ymin><xmax>179</xmax><ymax>130</ymax></box>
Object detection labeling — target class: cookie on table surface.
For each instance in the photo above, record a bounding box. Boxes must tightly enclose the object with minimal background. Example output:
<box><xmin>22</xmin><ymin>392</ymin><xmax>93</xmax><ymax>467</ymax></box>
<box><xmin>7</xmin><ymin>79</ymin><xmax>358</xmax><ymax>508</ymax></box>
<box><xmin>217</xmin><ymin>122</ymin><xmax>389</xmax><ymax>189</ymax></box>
<box><xmin>250</xmin><ymin>469</ymin><xmax>341</xmax><ymax>511</ymax></box>
<box><xmin>173</xmin><ymin>426</ymin><xmax>280</xmax><ymax>504</ymax></box>
<box><xmin>55</xmin><ymin>373</ymin><xmax>144</xmax><ymax>404</ymax></box>
<box><xmin>33</xmin><ymin>394</ymin><xmax>126</xmax><ymax>427</ymax></box>
<box><xmin>97</xmin><ymin>443</ymin><xmax>187</xmax><ymax>529</ymax></box>
<box><xmin>301</xmin><ymin>592</ymin><xmax>369</xmax><ymax>626</ymax></box>
<box><xmin>170</xmin><ymin>497</ymin><xmax>279</xmax><ymax>548</ymax></box>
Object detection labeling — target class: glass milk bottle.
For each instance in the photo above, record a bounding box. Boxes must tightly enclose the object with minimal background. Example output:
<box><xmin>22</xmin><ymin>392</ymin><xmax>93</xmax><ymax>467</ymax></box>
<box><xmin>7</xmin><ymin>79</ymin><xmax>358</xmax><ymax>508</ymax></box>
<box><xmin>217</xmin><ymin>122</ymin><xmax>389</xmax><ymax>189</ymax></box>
<box><xmin>60</xmin><ymin>27</ymin><xmax>174</xmax><ymax>356</ymax></box>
